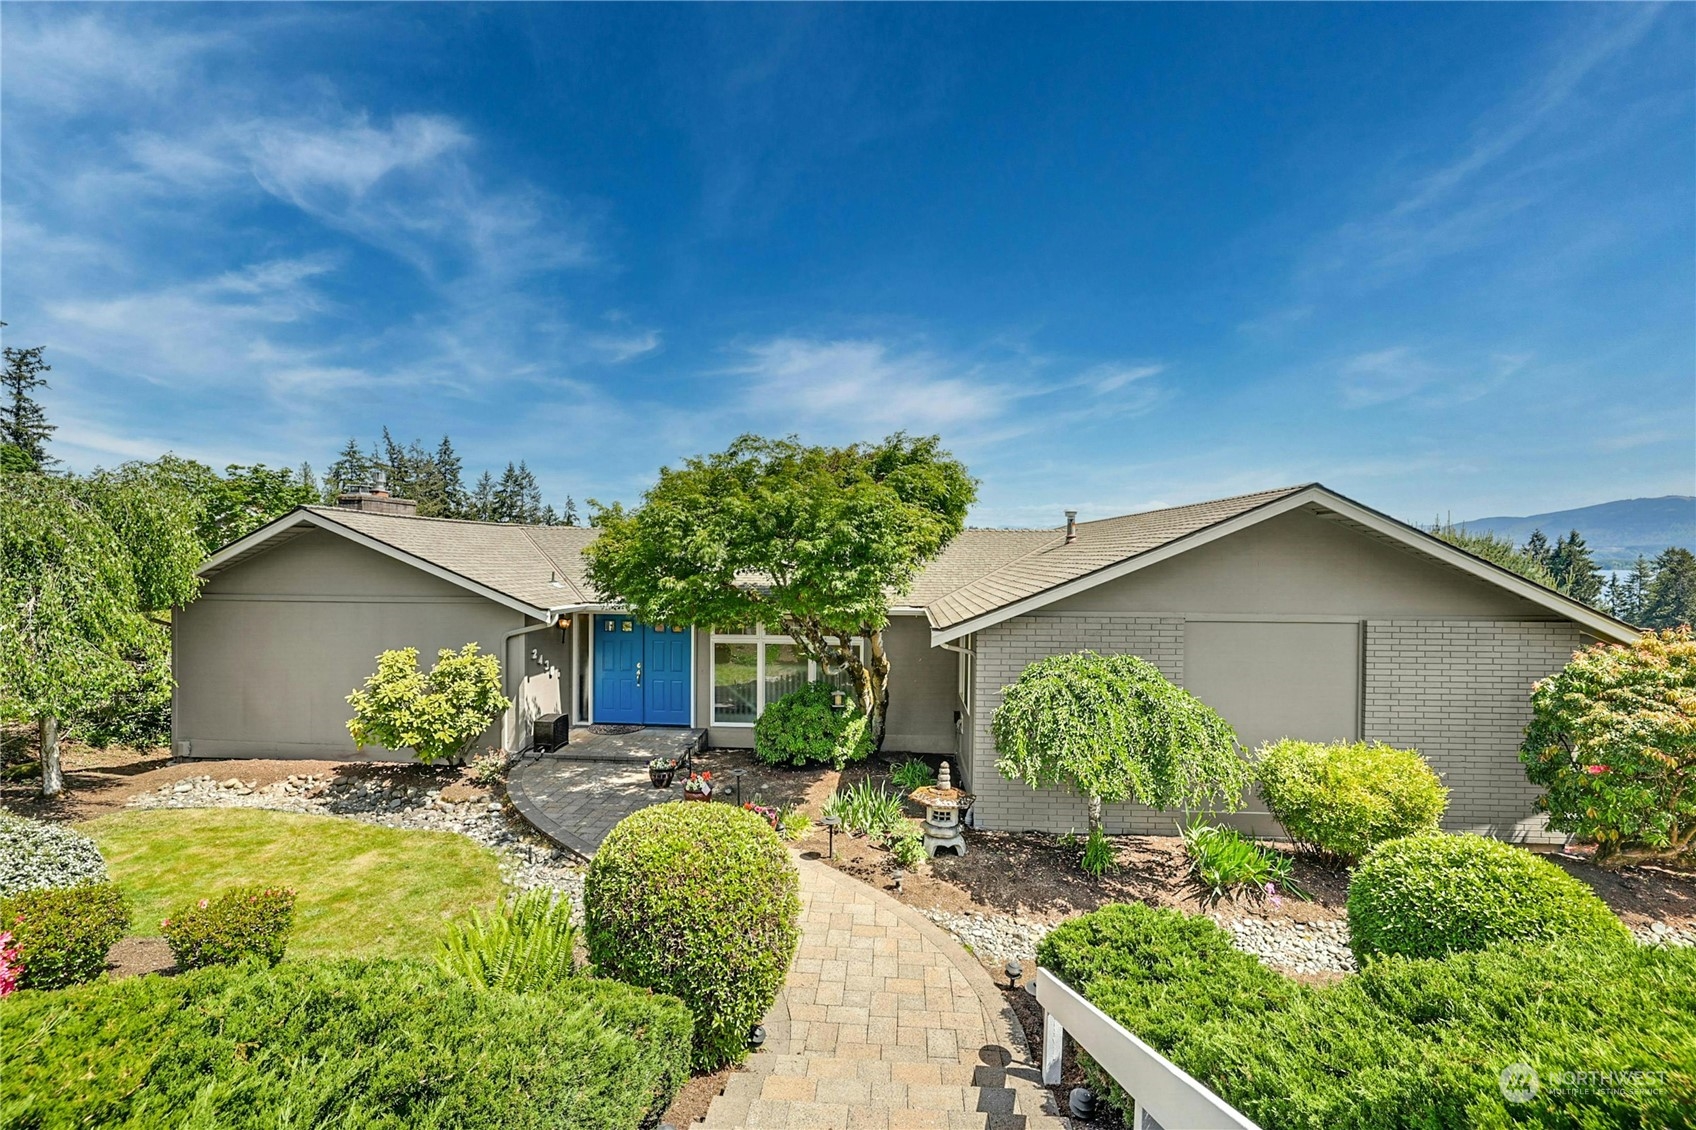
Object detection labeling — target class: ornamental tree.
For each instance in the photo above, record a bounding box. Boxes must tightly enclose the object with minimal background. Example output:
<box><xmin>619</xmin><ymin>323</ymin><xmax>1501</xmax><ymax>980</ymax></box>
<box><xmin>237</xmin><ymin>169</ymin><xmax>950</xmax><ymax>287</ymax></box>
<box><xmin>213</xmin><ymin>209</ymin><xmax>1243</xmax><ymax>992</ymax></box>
<box><xmin>583</xmin><ymin>433</ymin><xmax>975</xmax><ymax>745</ymax></box>
<box><xmin>1521</xmin><ymin>627</ymin><xmax>1696</xmax><ymax>863</ymax></box>
<box><xmin>0</xmin><ymin>469</ymin><xmax>201</xmax><ymax>796</ymax></box>
<box><xmin>346</xmin><ymin>644</ymin><xmax>510</xmax><ymax>764</ymax></box>
<box><xmin>993</xmin><ymin>651</ymin><xmax>1250</xmax><ymax>835</ymax></box>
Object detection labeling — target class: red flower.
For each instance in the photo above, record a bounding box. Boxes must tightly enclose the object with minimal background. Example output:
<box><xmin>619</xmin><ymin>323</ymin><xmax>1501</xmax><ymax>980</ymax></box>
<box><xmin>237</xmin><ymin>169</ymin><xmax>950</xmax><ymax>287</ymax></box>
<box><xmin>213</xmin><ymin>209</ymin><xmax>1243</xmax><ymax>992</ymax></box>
<box><xmin>1584</xmin><ymin>764</ymin><xmax>1609</xmax><ymax>776</ymax></box>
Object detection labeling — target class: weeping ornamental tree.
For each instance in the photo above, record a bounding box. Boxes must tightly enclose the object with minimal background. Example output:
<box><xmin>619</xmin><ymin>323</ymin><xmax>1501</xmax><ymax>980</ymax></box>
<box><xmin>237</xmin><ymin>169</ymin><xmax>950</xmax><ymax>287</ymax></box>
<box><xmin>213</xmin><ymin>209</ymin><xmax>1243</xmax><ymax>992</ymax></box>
<box><xmin>992</xmin><ymin>652</ymin><xmax>1250</xmax><ymax>834</ymax></box>
<box><xmin>0</xmin><ymin>470</ymin><xmax>201</xmax><ymax>795</ymax></box>
<box><xmin>584</xmin><ymin>433</ymin><xmax>975</xmax><ymax>746</ymax></box>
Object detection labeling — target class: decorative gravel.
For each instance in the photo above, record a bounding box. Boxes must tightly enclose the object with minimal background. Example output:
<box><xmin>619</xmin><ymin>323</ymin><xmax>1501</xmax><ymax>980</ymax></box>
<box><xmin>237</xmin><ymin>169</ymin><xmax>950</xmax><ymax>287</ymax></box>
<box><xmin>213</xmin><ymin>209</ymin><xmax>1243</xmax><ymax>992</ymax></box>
<box><xmin>1224</xmin><ymin>916</ymin><xmax>1356</xmax><ymax>974</ymax></box>
<box><xmin>922</xmin><ymin>909</ymin><xmax>1053</xmax><ymax>966</ymax></box>
<box><xmin>1632</xmin><ymin>920</ymin><xmax>1696</xmax><ymax>948</ymax></box>
<box><xmin>128</xmin><ymin>773</ymin><xmax>585</xmax><ymax>912</ymax></box>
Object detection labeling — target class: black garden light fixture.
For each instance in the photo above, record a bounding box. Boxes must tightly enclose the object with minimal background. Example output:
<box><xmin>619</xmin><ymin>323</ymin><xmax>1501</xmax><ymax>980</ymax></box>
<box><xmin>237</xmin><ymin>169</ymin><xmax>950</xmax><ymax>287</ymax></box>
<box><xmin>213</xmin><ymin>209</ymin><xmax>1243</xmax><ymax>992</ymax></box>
<box><xmin>823</xmin><ymin>815</ymin><xmax>839</xmax><ymax>858</ymax></box>
<box><xmin>732</xmin><ymin>767</ymin><xmax>746</xmax><ymax>806</ymax></box>
<box><xmin>829</xmin><ymin>687</ymin><xmax>847</xmax><ymax>711</ymax></box>
<box><xmin>891</xmin><ymin>868</ymin><xmax>905</xmax><ymax>893</ymax></box>
<box><xmin>748</xmin><ymin>1024</ymin><xmax>767</xmax><ymax>1049</ymax></box>
<box><xmin>1069</xmin><ymin>1087</ymin><xmax>1096</xmax><ymax>1119</ymax></box>
<box><xmin>1004</xmin><ymin>959</ymin><xmax>1022</xmax><ymax>990</ymax></box>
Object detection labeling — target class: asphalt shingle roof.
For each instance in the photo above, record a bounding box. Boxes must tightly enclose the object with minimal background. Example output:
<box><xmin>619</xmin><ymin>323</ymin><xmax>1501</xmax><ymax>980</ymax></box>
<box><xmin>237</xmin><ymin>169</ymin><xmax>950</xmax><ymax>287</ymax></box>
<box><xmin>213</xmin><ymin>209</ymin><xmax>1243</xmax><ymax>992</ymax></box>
<box><xmin>289</xmin><ymin>488</ymin><xmax>1310</xmax><ymax>625</ymax></box>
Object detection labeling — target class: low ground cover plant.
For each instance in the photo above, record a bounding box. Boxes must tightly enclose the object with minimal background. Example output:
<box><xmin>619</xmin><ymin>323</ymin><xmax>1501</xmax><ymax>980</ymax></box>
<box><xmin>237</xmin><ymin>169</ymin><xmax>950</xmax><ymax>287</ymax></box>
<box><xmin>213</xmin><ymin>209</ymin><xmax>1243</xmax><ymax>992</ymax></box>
<box><xmin>584</xmin><ymin>802</ymin><xmax>800</xmax><ymax>1071</ymax></box>
<box><xmin>161</xmin><ymin>885</ymin><xmax>295</xmax><ymax>970</ymax></box>
<box><xmin>1254</xmin><ymin>739</ymin><xmax>1447</xmax><ymax>861</ymax></box>
<box><xmin>890</xmin><ymin>757</ymin><xmax>936</xmax><ymax>792</ymax></box>
<box><xmin>0</xmin><ymin>958</ymin><xmax>692</xmax><ymax>1130</ymax></box>
<box><xmin>438</xmin><ymin>888</ymin><xmax>576</xmax><ymax>993</ymax></box>
<box><xmin>1180</xmin><ymin>819</ymin><xmax>1304</xmax><ymax>903</ymax></box>
<box><xmin>1039</xmin><ymin>902</ymin><xmax>1696</xmax><ymax>1129</ymax></box>
<box><xmin>0</xmin><ymin>883</ymin><xmax>128</xmax><ymax>990</ymax></box>
<box><xmin>753</xmin><ymin>680</ymin><xmax>874</xmax><ymax>769</ymax></box>
<box><xmin>777</xmin><ymin>807</ymin><xmax>811</xmax><ymax>842</ymax></box>
<box><xmin>1347</xmin><ymin>832</ymin><xmax>1630</xmax><ymax>961</ymax></box>
<box><xmin>0</xmin><ymin>812</ymin><xmax>109</xmax><ymax>897</ymax></box>
<box><xmin>1522</xmin><ymin>627</ymin><xmax>1696</xmax><ymax>864</ymax></box>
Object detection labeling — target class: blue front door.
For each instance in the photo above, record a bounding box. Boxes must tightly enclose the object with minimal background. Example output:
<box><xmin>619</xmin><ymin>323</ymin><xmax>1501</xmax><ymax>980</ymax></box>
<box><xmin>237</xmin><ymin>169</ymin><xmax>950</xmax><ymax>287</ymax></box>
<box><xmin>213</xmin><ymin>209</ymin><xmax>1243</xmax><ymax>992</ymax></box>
<box><xmin>593</xmin><ymin>616</ymin><xmax>644</xmax><ymax>723</ymax></box>
<box><xmin>642</xmin><ymin>623</ymin><xmax>692</xmax><ymax>726</ymax></box>
<box><xmin>593</xmin><ymin>616</ymin><xmax>692</xmax><ymax>726</ymax></box>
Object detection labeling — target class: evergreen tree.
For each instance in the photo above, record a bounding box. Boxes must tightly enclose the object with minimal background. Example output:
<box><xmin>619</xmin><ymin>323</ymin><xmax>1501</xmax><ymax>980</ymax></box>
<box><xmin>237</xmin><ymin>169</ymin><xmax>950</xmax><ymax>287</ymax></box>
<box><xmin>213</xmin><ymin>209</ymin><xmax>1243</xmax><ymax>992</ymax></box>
<box><xmin>1523</xmin><ymin>529</ymin><xmax>1552</xmax><ymax>570</ymax></box>
<box><xmin>470</xmin><ymin>470</ymin><xmax>496</xmax><ymax>521</ymax></box>
<box><xmin>1</xmin><ymin>325</ymin><xmax>57</xmax><ymax>470</ymax></box>
<box><xmin>1606</xmin><ymin>556</ymin><xmax>1654</xmax><ymax>626</ymax></box>
<box><xmin>1643</xmin><ymin>548</ymin><xmax>1696</xmax><ymax>629</ymax></box>
<box><xmin>324</xmin><ymin>439</ymin><xmax>370</xmax><ymax>501</ymax></box>
<box><xmin>432</xmin><ymin>435</ymin><xmax>467</xmax><ymax>517</ymax></box>
<box><xmin>1548</xmin><ymin>530</ymin><xmax>1603</xmax><ymax>605</ymax></box>
<box><xmin>380</xmin><ymin>427</ymin><xmax>415</xmax><ymax>498</ymax></box>
<box><xmin>298</xmin><ymin>462</ymin><xmax>319</xmax><ymax>501</ymax></box>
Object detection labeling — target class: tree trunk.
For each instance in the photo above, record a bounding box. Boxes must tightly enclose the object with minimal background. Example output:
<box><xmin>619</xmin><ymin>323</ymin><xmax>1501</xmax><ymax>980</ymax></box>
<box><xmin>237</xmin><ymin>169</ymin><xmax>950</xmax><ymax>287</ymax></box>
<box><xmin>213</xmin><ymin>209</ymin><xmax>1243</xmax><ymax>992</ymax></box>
<box><xmin>40</xmin><ymin>715</ymin><xmax>63</xmax><ymax>797</ymax></box>
<box><xmin>1086</xmin><ymin>793</ymin><xmax>1103</xmax><ymax>836</ymax></box>
<box><xmin>864</xmin><ymin>628</ymin><xmax>892</xmax><ymax>750</ymax></box>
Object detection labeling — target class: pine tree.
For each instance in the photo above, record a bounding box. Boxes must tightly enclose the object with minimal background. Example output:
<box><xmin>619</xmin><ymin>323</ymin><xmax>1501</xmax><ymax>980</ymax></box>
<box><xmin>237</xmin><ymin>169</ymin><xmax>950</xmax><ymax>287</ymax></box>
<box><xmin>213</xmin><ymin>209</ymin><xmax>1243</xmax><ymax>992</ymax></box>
<box><xmin>1</xmin><ymin>325</ymin><xmax>57</xmax><ymax>469</ymax></box>
<box><xmin>1523</xmin><ymin>529</ymin><xmax>1552</xmax><ymax>570</ymax></box>
<box><xmin>1607</xmin><ymin>556</ymin><xmax>1653</xmax><ymax>625</ymax></box>
<box><xmin>1548</xmin><ymin>530</ymin><xmax>1603</xmax><ymax>605</ymax></box>
<box><xmin>470</xmin><ymin>470</ymin><xmax>496</xmax><ymax>521</ymax></box>
<box><xmin>433</xmin><ymin>435</ymin><xmax>467</xmax><ymax>517</ymax></box>
<box><xmin>323</xmin><ymin>439</ymin><xmax>370</xmax><ymax>502</ymax></box>
<box><xmin>1643</xmin><ymin>548</ymin><xmax>1696</xmax><ymax>629</ymax></box>
<box><xmin>298</xmin><ymin>462</ymin><xmax>319</xmax><ymax>501</ymax></box>
<box><xmin>380</xmin><ymin>427</ymin><xmax>414</xmax><ymax>498</ymax></box>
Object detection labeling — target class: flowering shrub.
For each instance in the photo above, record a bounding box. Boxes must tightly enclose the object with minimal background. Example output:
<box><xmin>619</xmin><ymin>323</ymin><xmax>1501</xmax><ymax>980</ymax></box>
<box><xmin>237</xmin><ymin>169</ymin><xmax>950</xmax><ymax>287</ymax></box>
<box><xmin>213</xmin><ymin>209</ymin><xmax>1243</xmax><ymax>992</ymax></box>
<box><xmin>0</xmin><ymin>931</ymin><xmax>21</xmax><ymax>996</ymax></box>
<box><xmin>1253</xmin><ymin>739</ymin><xmax>1448</xmax><ymax>861</ymax></box>
<box><xmin>1522</xmin><ymin>627</ymin><xmax>1696</xmax><ymax>863</ymax></box>
<box><xmin>682</xmin><ymin>771</ymin><xmax>713</xmax><ymax>796</ymax></box>
<box><xmin>742</xmin><ymin>802</ymin><xmax>781</xmax><ymax>829</ymax></box>
<box><xmin>0</xmin><ymin>810</ymin><xmax>110</xmax><ymax>897</ymax></box>
<box><xmin>0</xmin><ymin>882</ymin><xmax>129</xmax><ymax>989</ymax></box>
<box><xmin>161</xmin><ymin>886</ymin><xmax>295</xmax><ymax>970</ymax></box>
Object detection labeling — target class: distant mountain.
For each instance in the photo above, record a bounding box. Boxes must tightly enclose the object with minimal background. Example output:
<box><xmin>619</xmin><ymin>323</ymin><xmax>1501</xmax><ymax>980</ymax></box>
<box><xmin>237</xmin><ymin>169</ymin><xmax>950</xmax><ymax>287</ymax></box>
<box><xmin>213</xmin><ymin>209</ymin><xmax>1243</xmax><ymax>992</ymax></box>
<box><xmin>1460</xmin><ymin>496</ymin><xmax>1695</xmax><ymax>569</ymax></box>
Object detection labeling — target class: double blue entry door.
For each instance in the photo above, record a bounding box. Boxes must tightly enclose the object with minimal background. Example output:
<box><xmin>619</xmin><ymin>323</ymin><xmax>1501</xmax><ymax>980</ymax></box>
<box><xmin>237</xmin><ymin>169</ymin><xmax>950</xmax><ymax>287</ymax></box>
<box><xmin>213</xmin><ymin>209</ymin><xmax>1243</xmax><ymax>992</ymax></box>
<box><xmin>593</xmin><ymin>616</ymin><xmax>692</xmax><ymax>726</ymax></box>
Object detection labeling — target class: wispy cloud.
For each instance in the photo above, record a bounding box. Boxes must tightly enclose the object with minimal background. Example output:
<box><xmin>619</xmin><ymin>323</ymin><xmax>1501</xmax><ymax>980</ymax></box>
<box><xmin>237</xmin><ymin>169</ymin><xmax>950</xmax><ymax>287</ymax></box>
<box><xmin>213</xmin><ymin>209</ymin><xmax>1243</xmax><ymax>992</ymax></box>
<box><xmin>1338</xmin><ymin>346</ymin><xmax>1529</xmax><ymax>409</ymax></box>
<box><xmin>1</xmin><ymin>9</ymin><xmax>234</xmax><ymax>113</ymax></box>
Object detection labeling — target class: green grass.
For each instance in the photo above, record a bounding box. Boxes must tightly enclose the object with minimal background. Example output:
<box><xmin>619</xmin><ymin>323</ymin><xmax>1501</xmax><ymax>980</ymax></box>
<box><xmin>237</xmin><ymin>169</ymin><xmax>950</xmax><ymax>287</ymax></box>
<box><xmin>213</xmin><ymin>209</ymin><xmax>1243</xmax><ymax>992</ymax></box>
<box><xmin>79</xmin><ymin>808</ymin><xmax>504</xmax><ymax>960</ymax></box>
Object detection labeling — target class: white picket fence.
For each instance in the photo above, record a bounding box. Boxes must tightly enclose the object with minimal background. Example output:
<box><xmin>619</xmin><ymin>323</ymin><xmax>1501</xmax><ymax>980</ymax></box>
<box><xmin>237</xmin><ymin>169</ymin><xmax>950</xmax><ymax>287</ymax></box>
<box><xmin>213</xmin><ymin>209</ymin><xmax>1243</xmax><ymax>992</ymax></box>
<box><xmin>1035</xmin><ymin>968</ymin><xmax>1262</xmax><ymax>1130</ymax></box>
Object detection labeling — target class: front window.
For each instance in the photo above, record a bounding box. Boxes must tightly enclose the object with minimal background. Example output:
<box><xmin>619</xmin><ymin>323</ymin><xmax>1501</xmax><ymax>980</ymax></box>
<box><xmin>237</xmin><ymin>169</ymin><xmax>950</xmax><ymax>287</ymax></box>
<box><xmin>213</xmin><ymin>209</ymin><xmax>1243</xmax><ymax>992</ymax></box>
<box><xmin>710</xmin><ymin>625</ymin><xmax>864</xmax><ymax>725</ymax></box>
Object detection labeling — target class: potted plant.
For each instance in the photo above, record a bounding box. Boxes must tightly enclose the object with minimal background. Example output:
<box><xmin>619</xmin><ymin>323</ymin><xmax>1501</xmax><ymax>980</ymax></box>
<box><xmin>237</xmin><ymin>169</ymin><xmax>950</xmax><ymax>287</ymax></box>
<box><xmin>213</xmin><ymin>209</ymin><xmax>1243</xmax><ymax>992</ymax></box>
<box><xmin>648</xmin><ymin>756</ymin><xmax>680</xmax><ymax>789</ymax></box>
<box><xmin>682</xmin><ymin>771</ymin><xmax>713</xmax><ymax>802</ymax></box>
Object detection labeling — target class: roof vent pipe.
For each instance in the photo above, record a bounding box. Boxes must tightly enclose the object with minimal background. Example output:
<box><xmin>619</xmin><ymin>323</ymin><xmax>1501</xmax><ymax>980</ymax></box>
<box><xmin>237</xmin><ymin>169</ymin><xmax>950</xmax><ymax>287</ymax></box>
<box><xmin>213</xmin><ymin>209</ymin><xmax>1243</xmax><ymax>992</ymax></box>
<box><xmin>1064</xmin><ymin>510</ymin><xmax>1078</xmax><ymax>544</ymax></box>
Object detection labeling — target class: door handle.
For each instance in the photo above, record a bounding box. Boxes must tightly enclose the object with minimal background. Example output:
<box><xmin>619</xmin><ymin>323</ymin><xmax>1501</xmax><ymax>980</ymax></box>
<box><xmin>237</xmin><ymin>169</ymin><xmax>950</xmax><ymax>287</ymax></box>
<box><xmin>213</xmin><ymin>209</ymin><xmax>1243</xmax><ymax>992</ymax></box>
<box><xmin>635</xmin><ymin>661</ymin><xmax>642</xmax><ymax>687</ymax></box>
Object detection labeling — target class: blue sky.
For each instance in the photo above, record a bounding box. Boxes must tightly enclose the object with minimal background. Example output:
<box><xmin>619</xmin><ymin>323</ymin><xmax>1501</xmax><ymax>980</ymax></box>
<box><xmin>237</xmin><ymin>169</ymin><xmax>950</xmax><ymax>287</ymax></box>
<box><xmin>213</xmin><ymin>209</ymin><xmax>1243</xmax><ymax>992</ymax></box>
<box><xmin>3</xmin><ymin>3</ymin><xmax>1691</xmax><ymax>527</ymax></box>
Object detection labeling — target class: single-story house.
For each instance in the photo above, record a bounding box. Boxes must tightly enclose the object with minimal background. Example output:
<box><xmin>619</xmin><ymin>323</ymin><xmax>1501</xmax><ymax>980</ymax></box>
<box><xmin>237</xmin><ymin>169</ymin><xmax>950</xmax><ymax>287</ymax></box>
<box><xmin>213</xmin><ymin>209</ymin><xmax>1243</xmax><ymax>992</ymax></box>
<box><xmin>174</xmin><ymin>482</ymin><xmax>1636</xmax><ymax>841</ymax></box>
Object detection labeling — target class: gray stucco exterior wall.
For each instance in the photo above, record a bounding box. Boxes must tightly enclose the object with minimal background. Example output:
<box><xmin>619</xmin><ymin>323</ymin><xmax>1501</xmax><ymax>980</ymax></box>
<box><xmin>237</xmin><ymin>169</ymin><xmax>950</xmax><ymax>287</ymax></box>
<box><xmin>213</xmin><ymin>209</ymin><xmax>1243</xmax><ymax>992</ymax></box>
<box><xmin>173</xmin><ymin>529</ymin><xmax>531</xmax><ymax>761</ymax></box>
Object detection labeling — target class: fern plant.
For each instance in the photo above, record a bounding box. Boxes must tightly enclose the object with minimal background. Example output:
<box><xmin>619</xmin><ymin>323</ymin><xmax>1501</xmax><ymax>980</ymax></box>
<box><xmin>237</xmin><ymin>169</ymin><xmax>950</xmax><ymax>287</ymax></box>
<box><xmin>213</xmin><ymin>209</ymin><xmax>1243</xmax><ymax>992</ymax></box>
<box><xmin>437</xmin><ymin>888</ymin><xmax>578</xmax><ymax>992</ymax></box>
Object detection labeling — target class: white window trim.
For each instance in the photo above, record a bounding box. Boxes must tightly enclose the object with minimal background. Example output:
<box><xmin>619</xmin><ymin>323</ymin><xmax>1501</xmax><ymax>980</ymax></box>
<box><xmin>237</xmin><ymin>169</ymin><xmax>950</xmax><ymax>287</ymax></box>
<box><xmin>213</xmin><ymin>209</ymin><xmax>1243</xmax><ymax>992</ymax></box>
<box><xmin>710</xmin><ymin>625</ymin><xmax>864</xmax><ymax>727</ymax></box>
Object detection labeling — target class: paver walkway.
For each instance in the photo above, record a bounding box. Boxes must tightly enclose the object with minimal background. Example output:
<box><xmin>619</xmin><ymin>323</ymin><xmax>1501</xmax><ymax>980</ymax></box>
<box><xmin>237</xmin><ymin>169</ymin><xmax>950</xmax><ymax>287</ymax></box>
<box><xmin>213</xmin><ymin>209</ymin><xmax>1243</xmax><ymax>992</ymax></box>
<box><xmin>702</xmin><ymin>858</ymin><xmax>1068</xmax><ymax>1130</ymax></box>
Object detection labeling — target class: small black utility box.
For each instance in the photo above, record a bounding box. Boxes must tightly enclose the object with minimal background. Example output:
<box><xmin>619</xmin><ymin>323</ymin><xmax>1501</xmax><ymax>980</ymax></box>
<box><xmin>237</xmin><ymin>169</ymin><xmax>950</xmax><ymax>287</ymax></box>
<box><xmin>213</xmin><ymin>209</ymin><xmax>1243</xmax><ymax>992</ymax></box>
<box><xmin>533</xmin><ymin>713</ymin><xmax>570</xmax><ymax>753</ymax></box>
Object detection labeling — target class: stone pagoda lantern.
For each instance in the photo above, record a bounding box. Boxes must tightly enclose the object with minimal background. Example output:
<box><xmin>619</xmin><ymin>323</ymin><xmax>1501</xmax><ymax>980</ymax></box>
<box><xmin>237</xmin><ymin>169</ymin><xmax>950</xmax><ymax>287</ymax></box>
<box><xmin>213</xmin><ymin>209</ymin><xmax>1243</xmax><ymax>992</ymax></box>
<box><xmin>909</xmin><ymin>761</ymin><xmax>973</xmax><ymax>858</ymax></box>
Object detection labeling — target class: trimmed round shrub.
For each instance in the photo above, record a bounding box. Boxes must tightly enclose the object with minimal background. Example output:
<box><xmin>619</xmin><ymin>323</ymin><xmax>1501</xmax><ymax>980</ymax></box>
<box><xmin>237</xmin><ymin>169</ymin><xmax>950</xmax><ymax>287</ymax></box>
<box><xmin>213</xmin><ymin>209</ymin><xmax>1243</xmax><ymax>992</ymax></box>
<box><xmin>0</xmin><ymin>882</ymin><xmax>129</xmax><ymax>989</ymax></box>
<box><xmin>753</xmin><ymin>680</ymin><xmax>873</xmax><ymax>769</ymax></box>
<box><xmin>1254</xmin><ymin>739</ymin><xmax>1448</xmax><ymax>861</ymax></box>
<box><xmin>1347</xmin><ymin>832</ymin><xmax>1632</xmax><ymax>961</ymax></box>
<box><xmin>0</xmin><ymin>958</ymin><xmax>692</xmax><ymax>1129</ymax></box>
<box><xmin>584</xmin><ymin>802</ymin><xmax>800</xmax><ymax>1071</ymax></box>
<box><xmin>0</xmin><ymin>810</ymin><xmax>109</xmax><ymax>897</ymax></box>
<box><xmin>161</xmin><ymin>885</ymin><xmax>296</xmax><ymax>970</ymax></box>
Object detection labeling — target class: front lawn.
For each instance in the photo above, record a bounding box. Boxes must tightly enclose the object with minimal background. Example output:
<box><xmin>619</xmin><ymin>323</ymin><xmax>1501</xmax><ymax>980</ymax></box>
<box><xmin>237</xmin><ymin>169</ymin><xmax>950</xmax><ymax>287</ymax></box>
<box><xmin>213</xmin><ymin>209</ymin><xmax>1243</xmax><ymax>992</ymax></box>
<box><xmin>80</xmin><ymin>808</ymin><xmax>504</xmax><ymax>959</ymax></box>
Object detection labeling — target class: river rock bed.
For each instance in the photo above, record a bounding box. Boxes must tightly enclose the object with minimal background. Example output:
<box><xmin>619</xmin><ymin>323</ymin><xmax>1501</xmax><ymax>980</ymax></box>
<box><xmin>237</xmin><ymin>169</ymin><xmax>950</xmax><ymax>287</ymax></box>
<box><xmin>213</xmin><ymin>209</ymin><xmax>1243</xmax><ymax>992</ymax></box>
<box><xmin>1225</xmin><ymin>916</ymin><xmax>1356</xmax><ymax>974</ymax></box>
<box><xmin>128</xmin><ymin>772</ymin><xmax>585</xmax><ymax>909</ymax></box>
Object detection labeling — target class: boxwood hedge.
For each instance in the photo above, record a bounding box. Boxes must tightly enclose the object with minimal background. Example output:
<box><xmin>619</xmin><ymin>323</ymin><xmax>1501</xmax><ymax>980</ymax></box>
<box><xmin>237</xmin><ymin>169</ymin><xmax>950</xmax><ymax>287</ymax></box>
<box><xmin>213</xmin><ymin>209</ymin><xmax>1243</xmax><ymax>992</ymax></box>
<box><xmin>0</xmin><ymin>958</ymin><xmax>692</xmax><ymax>1130</ymax></box>
<box><xmin>585</xmin><ymin>802</ymin><xmax>800</xmax><ymax>1071</ymax></box>
<box><xmin>1347</xmin><ymin>832</ymin><xmax>1632</xmax><ymax>961</ymax></box>
<box><xmin>1038</xmin><ymin>902</ymin><xmax>1696</xmax><ymax>1130</ymax></box>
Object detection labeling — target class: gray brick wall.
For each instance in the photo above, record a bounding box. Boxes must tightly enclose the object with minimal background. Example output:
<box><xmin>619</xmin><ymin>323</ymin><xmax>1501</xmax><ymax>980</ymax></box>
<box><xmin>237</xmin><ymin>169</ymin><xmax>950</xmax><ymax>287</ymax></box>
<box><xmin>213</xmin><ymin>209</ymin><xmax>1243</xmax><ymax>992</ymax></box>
<box><xmin>1363</xmin><ymin>620</ymin><xmax>1580</xmax><ymax>843</ymax></box>
<box><xmin>968</xmin><ymin>613</ymin><xmax>1187</xmax><ymax>834</ymax></box>
<box><xmin>966</xmin><ymin>613</ymin><xmax>1580</xmax><ymax>842</ymax></box>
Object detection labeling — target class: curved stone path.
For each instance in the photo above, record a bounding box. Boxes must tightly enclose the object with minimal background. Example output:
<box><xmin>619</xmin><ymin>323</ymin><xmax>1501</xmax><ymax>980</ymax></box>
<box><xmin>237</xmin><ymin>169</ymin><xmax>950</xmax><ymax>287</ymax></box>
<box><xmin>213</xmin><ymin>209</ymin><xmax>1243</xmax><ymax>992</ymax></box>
<box><xmin>702</xmin><ymin>857</ymin><xmax>1068</xmax><ymax>1129</ymax></box>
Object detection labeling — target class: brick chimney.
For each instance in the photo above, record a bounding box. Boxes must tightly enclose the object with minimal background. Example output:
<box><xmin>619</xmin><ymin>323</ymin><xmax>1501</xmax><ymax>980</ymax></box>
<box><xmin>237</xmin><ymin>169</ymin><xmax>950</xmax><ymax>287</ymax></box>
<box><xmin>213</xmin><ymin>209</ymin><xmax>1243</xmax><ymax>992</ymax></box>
<box><xmin>336</xmin><ymin>468</ymin><xmax>418</xmax><ymax>515</ymax></box>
